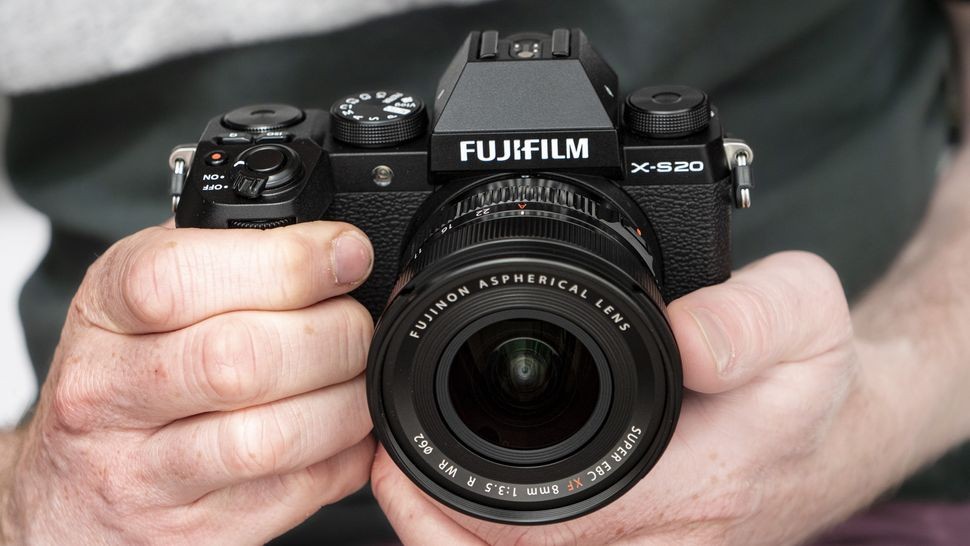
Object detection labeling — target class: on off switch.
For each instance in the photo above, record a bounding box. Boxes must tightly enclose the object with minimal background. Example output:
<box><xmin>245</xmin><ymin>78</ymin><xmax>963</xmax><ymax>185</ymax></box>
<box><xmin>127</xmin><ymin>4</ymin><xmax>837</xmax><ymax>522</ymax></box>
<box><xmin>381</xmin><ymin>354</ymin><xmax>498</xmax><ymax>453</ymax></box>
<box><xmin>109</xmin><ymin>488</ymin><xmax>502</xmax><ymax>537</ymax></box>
<box><xmin>232</xmin><ymin>174</ymin><xmax>268</xmax><ymax>199</ymax></box>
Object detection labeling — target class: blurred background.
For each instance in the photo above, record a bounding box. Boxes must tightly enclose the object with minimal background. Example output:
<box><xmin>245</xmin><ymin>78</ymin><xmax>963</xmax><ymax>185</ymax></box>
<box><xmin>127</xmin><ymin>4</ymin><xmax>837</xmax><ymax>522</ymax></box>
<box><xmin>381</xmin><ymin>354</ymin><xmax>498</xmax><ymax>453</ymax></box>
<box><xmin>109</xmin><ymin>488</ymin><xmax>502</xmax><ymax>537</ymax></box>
<box><xmin>0</xmin><ymin>99</ymin><xmax>46</xmax><ymax>428</ymax></box>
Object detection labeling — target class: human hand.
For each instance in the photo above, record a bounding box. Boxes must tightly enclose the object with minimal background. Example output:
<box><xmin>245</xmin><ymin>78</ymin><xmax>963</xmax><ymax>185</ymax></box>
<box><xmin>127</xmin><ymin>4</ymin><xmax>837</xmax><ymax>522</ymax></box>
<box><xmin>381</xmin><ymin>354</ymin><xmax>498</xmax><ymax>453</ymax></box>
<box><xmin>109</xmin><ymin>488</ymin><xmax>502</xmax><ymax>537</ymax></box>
<box><xmin>372</xmin><ymin>251</ymin><xmax>915</xmax><ymax>545</ymax></box>
<box><xmin>0</xmin><ymin>221</ymin><xmax>376</xmax><ymax>545</ymax></box>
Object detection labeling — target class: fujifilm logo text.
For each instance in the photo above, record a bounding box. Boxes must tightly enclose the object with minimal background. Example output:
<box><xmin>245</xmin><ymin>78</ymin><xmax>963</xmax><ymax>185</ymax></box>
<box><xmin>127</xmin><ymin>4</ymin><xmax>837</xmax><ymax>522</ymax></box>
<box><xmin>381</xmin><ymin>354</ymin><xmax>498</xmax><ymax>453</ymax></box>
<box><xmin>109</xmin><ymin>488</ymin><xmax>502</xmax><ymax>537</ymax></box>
<box><xmin>459</xmin><ymin>138</ymin><xmax>589</xmax><ymax>162</ymax></box>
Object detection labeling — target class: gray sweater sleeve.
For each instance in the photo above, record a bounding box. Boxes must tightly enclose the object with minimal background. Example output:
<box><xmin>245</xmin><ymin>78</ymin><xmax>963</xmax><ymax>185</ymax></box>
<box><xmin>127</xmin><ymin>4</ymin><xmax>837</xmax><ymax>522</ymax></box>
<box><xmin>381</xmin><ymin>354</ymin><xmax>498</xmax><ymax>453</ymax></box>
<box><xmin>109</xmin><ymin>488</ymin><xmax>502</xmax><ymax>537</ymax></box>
<box><xmin>0</xmin><ymin>0</ymin><xmax>487</xmax><ymax>94</ymax></box>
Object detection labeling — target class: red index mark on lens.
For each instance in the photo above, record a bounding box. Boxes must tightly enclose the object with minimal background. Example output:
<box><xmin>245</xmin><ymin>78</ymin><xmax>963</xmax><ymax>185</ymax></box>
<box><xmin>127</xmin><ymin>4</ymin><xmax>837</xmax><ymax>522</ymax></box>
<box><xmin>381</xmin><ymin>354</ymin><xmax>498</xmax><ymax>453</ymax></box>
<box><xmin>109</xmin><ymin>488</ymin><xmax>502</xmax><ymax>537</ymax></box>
<box><xmin>517</xmin><ymin>203</ymin><xmax>527</xmax><ymax>210</ymax></box>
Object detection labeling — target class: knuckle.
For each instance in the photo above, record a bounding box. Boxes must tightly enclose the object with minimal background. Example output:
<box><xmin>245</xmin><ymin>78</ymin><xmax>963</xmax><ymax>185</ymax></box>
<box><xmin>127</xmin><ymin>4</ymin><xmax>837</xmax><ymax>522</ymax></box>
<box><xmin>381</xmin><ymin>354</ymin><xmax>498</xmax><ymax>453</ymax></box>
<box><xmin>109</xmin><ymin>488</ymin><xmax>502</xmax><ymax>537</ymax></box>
<box><xmin>775</xmin><ymin>250</ymin><xmax>838</xmax><ymax>280</ymax></box>
<box><xmin>121</xmin><ymin>237</ymin><xmax>187</xmax><ymax>328</ymax></box>
<box><xmin>328</xmin><ymin>298</ymin><xmax>374</xmax><ymax>378</ymax></box>
<box><xmin>369</xmin><ymin>457</ymin><xmax>396</xmax><ymax>502</ymax></box>
<box><xmin>218</xmin><ymin>408</ymin><xmax>292</xmax><ymax>478</ymax></box>
<box><xmin>330</xmin><ymin>376</ymin><xmax>372</xmax><ymax>438</ymax></box>
<box><xmin>92</xmin><ymin>463</ymin><xmax>144</xmax><ymax>515</ymax></box>
<box><xmin>272</xmin><ymin>235</ymin><xmax>318</xmax><ymax>303</ymax></box>
<box><xmin>49</xmin><ymin>373</ymin><xmax>99</xmax><ymax>433</ymax></box>
<box><xmin>269</xmin><ymin>467</ymin><xmax>321</xmax><ymax>508</ymax></box>
<box><xmin>773</xmin><ymin>251</ymin><xmax>846</xmax><ymax>306</ymax></box>
<box><xmin>348</xmin><ymin>378</ymin><xmax>373</xmax><ymax>431</ymax></box>
<box><xmin>774</xmin><ymin>251</ymin><xmax>853</xmax><ymax>340</ymax></box>
<box><xmin>191</xmin><ymin>318</ymin><xmax>267</xmax><ymax>406</ymax></box>
<box><xmin>722</xmin><ymin>281</ymin><xmax>777</xmax><ymax>359</ymax></box>
<box><xmin>71</xmin><ymin>240</ymin><xmax>131</xmax><ymax>329</ymax></box>
<box><xmin>277</xmin><ymin>446</ymin><xmax>372</xmax><ymax>509</ymax></box>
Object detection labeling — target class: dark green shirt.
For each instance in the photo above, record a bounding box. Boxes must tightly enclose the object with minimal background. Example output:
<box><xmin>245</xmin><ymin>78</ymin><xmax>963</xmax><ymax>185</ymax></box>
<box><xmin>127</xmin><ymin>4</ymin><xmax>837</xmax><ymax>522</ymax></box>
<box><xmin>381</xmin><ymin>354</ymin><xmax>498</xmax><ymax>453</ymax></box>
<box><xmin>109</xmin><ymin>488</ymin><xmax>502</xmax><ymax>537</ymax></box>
<box><xmin>5</xmin><ymin>0</ymin><xmax>964</xmax><ymax>543</ymax></box>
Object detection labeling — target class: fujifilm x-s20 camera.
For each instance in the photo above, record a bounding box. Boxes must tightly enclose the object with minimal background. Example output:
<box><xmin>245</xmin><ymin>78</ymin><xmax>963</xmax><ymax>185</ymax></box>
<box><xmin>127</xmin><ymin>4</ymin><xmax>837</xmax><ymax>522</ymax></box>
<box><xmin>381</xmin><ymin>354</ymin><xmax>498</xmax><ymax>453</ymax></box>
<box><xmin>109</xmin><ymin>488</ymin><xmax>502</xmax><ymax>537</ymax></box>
<box><xmin>168</xmin><ymin>29</ymin><xmax>755</xmax><ymax>524</ymax></box>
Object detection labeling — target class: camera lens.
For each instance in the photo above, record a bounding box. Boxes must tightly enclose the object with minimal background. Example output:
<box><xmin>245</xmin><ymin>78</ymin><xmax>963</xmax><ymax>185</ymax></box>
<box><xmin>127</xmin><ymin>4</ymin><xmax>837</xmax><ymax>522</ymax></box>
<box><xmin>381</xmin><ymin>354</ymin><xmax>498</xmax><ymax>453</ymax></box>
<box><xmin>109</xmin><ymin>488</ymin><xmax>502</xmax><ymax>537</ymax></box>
<box><xmin>440</xmin><ymin>318</ymin><xmax>609</xmax><ymax>462</ymax></box>
<box><xmin>367</xmin><ymin>175</ymin><xmax>681</xmax><ymax>524</ymax></box>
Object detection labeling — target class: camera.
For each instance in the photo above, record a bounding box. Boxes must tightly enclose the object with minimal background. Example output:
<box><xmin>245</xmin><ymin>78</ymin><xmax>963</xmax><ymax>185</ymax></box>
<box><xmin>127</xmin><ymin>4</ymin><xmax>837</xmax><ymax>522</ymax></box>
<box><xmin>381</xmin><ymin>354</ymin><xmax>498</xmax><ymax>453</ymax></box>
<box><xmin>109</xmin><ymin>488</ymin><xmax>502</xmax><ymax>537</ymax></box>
<box><xmin>169</xmin><ymin>29</ymin><xmax>754</xmax><ymax>524</ymax></box>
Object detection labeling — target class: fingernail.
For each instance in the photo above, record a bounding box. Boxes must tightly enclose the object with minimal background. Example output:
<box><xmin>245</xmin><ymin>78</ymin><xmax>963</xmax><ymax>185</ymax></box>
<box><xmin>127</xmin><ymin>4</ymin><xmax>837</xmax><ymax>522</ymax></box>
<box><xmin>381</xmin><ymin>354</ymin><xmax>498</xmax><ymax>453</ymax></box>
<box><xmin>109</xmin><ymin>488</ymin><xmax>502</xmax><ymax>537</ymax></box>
<box><xmin>686</xmin><ymin>308</ymin><xmax>734</xmax><ymax>375</ymax></box>
<box><xmin>332</xmin><ymin>232</ymin><xmax>373</xmax><ymax>285</ymax></box>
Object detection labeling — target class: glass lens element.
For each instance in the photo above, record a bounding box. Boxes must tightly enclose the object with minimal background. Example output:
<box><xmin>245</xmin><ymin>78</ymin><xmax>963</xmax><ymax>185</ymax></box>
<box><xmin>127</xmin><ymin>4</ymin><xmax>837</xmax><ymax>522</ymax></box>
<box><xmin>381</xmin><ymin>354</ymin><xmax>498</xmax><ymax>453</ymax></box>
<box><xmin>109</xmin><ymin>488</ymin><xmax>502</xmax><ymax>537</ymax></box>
<box><xmin>447</xmin><ymin>319</ymin><xmax>600</xmax><ymax>451</ymax></box>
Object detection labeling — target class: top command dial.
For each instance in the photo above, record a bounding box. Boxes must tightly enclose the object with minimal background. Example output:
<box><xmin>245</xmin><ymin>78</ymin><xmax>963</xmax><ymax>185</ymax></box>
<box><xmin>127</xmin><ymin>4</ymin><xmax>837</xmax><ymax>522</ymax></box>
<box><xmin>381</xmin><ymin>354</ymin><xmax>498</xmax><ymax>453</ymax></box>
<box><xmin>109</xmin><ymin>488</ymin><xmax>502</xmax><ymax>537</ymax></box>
<box><xmin>330</xmin><ymin>91</ymin><xmax>427</xmax><ymax>147</ymax></box>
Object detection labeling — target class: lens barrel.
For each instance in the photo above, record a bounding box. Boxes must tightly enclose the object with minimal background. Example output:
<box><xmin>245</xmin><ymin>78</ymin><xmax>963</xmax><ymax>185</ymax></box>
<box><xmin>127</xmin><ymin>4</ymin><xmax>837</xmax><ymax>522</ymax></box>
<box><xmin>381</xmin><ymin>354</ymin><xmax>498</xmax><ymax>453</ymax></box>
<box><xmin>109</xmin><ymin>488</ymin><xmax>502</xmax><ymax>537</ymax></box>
<box><xmin>367</xmin><ymin>175</ymin><xmax>681</xmax><ymax>524</ymax></box>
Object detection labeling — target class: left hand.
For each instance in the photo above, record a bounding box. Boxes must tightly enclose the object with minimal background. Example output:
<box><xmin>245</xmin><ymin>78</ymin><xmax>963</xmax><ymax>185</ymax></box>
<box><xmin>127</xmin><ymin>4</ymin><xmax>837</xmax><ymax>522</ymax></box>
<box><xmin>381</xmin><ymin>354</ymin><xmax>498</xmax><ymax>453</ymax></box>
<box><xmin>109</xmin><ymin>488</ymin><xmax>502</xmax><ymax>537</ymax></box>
<box><xmin>371</xmin><ymin>251</ymin><xmax>911</xmax><ymax>545</ymax></box>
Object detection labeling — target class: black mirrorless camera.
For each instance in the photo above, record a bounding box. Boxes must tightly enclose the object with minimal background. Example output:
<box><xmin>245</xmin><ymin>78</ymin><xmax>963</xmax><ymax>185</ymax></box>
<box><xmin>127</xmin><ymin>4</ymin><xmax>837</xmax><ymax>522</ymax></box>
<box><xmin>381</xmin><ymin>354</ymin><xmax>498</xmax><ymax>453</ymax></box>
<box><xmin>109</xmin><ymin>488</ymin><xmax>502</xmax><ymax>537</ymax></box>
<box><xmin>169</xmin><ymin>29</ymin><xmax>754</xmax><ymax>524</ymax></box>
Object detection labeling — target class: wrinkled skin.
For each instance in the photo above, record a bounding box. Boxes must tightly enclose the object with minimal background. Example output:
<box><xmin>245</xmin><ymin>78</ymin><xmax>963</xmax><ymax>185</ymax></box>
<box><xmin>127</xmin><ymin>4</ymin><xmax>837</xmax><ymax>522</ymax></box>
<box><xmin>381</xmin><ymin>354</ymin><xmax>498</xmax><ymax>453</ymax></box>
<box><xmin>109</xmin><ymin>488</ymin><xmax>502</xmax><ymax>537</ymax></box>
<box><xmin>1</xmin><ymin>221</ymin><xmax>378</xmax><ymax>545</ymax></box>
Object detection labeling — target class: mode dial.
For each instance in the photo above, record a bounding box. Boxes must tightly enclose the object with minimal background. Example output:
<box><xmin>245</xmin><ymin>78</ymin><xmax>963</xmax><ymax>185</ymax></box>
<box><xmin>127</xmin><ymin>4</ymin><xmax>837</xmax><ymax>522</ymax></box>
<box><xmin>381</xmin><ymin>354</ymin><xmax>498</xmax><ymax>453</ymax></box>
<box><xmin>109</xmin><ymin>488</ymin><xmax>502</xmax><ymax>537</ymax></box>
<box><xmin>624</xmin><ymin>86</ymin><xmax>711</xmax><ymax>138</ymax></box>
<box><xmin>330</xmin><ymin>91</ymin><xmax>427</xmax><ymax>147</ymax></box>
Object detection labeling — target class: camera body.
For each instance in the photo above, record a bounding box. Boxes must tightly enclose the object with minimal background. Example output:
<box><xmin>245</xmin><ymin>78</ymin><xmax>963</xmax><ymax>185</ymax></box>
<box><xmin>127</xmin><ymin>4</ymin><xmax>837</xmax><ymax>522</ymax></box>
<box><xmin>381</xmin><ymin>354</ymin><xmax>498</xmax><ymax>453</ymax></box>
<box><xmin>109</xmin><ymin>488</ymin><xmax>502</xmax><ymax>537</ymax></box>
<box><xmin>171</xmin><ymin>29</ymin><xmax>754</xmax><ymax>524</ymax></box>
<box><xmin>173</xmin><ymin>29</ymin><xmax>752</xmax><ymax>316</ymax></box>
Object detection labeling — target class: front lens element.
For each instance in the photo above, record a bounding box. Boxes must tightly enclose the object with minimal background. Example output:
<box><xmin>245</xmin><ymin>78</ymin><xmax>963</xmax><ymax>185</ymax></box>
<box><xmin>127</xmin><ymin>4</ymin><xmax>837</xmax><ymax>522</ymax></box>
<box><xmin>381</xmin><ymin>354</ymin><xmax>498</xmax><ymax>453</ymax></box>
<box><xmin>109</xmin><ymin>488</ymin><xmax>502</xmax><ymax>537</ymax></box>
<box><xmin>446</xmin><ymin>319</ymin><xmax>602</xmax><ymax>453</ymax></box>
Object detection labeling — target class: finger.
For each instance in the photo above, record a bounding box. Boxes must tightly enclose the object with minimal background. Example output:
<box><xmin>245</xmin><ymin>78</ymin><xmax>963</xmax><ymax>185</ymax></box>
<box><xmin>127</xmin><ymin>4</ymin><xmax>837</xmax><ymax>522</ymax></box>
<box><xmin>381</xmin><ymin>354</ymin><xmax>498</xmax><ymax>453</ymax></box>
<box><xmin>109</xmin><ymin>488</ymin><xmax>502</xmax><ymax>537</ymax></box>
<box><xmin>142</xmin><ymin>375</ymin><xmax>372</xmax><ymax>504</ymax></box>
<box><xmin>49</xmin><ymin>296</ymin><xmax>372</xmax><ymax>429</ymax></box>
<box><xmin>371</xmin><ymin>448</ymin><xmax>486</xmax><ymax>546</ymax></box>
<box><xmin>73</xmin><ymin>221</ymin><xmax>373</xmax><ymax>334</ymax></box>
<box><xmin>667</xmin><ymin>251</ymin><xmax>852</xmax><ymax>394</ymax></box>
<box><xmin>127</xmin><ymin>296</ymin><xmax>370</xmax><ymax>424</ymax></box>
<box><xmin>202</xmin><ymin>435</ymin><xmax>376</xmax><ymax>545</ymax></box>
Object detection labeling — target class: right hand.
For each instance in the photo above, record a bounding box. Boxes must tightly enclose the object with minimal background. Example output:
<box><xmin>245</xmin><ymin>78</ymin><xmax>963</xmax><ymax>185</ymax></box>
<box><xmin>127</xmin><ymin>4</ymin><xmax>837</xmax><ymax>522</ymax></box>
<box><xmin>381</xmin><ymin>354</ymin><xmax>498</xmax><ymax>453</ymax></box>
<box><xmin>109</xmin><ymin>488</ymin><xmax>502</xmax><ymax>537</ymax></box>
<box><xmin>0</xmin><ymin>221</ymin><xmax>376</xmax><ymax>545</ymax></box>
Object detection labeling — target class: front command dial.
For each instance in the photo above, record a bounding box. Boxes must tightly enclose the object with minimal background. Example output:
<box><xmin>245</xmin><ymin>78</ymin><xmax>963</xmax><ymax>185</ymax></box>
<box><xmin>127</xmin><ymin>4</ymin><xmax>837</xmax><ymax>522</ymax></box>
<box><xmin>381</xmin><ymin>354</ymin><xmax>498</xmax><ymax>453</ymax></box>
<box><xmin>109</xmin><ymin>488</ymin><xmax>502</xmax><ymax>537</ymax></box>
<box><xmin>330</xmin><ymin>90</ymin><xmax>427</xmax><ymax>147</ymax></box>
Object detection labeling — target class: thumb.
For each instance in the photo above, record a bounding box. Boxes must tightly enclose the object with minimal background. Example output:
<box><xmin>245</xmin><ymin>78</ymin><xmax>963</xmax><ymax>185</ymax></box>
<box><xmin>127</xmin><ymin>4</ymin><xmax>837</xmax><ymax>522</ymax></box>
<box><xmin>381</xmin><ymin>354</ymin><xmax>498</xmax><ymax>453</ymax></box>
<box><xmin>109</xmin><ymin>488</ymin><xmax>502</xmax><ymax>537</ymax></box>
<box><xmin>667</xmin><ymin>251</ymin><xmax>852</xmax><ymax>394</ymax></box>
<box><xmin>371</xmin><ymin>448</ymin><xmax>486</xmax><ymax>545</ymax></box>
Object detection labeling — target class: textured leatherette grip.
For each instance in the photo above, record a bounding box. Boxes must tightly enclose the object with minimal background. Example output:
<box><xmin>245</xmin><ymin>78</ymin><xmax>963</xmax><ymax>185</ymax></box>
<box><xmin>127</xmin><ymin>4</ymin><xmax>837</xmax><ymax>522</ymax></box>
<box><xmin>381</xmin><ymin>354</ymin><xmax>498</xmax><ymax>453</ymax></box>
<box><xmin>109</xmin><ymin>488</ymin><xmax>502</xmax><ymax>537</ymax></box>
<box><xmin>323</xmin><ymin>191</ymin><xmax>431</xmax><ymax>317</ymax></box>
<box><xmin>624</xmin><ymin>180</ymin><xmax>732</xmax><ymax>302</ymax></box>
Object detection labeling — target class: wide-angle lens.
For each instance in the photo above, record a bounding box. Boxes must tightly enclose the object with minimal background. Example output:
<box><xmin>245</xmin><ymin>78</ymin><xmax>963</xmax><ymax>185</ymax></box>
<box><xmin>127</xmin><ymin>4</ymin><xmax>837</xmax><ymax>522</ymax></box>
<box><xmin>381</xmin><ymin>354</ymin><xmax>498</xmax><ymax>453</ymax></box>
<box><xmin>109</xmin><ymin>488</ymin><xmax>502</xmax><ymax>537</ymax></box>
<box><xmin>367</xmin><ymin>175</ymin><xmax>681</xmax><ymax>524</ymax></box>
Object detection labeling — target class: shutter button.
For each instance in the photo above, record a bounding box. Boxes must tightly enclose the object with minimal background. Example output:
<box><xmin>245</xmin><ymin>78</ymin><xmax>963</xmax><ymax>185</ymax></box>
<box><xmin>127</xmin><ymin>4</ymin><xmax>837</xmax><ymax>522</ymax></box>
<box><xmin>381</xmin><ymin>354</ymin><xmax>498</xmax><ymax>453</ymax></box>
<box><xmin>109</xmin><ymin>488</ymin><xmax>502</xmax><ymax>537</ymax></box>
<box><xmin>245</xmin><ymin>147</ymin><xmax>286</xmax><ymax>173</ymax></box>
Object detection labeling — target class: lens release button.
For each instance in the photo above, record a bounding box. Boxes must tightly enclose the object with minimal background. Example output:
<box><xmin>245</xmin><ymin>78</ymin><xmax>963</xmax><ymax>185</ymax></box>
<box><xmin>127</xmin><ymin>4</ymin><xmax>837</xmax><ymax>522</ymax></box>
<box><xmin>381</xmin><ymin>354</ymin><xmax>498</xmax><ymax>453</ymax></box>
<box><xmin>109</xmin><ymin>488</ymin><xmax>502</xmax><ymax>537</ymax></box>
<box><xmin>244</xmin><ymin>147</ymin><xmax>286</xmax><ymax>174</ymax></box>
